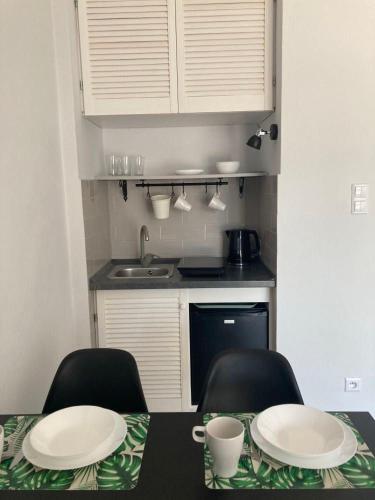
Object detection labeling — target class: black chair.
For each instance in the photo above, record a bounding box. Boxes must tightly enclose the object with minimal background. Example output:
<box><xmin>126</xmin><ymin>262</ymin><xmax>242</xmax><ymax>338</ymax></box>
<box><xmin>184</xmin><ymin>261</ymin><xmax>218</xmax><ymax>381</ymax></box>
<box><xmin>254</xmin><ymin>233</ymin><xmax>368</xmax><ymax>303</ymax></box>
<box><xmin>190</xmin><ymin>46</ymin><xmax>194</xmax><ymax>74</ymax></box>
<box><xmin>43</xmin><ymin>348</ymin><xmax>147</xmax><ymax>414</ymax></box>
<box><xmin>197</xmin><ymin>349</ymin><xmax>303</xmax><ymax>413</ymax></box>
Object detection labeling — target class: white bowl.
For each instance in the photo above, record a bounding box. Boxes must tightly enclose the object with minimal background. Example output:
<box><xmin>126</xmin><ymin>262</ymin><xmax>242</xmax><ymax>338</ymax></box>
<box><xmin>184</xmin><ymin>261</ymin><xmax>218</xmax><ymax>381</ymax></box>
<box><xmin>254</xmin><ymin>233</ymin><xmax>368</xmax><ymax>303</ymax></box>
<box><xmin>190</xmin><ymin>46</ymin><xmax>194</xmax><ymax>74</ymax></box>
<box><xmin>216</xmin><ymin>161</ymin><xmax>240</xmax><ymax>174</ymax></box>
<box><xmin>30</xmin><ymin>406</ymin><xmax>117</xmax><ymax>459</ymax></box>
<box><xmin>250</xmin><ymin>414</ymin><xmax>357</xmax><ymax>469</ymax></box>
<box><xmin>256</xmin><ymin>404</ymin><xmax>345</xmax><ymax>459</ymax></box>
<box><xmin>24</xmin><ymin>411</ymin><xmax>127</xmax><ymax>470</ymax></box>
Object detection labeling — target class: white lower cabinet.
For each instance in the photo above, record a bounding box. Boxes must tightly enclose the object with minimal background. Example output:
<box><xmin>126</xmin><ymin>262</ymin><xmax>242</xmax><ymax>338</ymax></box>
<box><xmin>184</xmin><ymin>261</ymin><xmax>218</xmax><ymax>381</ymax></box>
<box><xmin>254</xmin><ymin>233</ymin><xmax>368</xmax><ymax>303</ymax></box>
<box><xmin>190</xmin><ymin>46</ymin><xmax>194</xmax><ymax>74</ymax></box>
<box><xmin>96</xmin><ymin>289</ymin><xmax>183</xmax><ymax>412</ymax></box>
<box><xmin>96</xmin><ymin>287</ymin><xmax>273</xmax><ymax>412</ymax></box>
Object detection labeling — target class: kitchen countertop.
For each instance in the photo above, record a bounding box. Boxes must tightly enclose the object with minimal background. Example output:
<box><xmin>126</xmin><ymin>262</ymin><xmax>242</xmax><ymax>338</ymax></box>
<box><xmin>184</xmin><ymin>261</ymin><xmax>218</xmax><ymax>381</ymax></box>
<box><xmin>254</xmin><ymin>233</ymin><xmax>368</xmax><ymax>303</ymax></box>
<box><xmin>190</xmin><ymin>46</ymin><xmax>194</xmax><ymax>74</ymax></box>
<box><xmin>89</xmin><ymin>258</ymin><xmax>276</xmax><ymax>290</ymax></box>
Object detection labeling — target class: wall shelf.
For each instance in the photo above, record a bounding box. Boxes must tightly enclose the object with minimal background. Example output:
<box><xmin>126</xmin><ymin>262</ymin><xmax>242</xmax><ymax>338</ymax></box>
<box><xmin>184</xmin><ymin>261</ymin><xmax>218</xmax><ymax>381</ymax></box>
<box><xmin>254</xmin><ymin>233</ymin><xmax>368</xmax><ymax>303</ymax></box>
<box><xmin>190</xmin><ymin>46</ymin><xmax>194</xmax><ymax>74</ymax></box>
<box><xmin>94</xmin><ymin>172</ymin><xmax>268</xmax><ymax>181</ymax></box>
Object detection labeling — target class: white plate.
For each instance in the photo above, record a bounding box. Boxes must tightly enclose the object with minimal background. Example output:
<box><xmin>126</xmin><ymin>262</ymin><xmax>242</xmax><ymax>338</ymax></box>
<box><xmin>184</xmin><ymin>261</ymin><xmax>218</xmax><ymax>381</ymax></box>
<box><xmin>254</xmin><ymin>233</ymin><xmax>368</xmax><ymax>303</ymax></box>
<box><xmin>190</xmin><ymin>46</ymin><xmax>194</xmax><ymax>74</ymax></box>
<box><xmin>256</xmin><ymin>404</ymin><xmax>344</xmax><ymax>459</ymax></box>
<box><xmin>30</xmin><ymin>406</ymin><xmax>118</xmax><ymax>458</ymax></box>
<box><xmin>175</xmin><ymin>169</ymin><xmax>204</xmax><ymax>175</ymax></box>
<box><xmin>251</xmin><ymin>415</ymin><xmax>357</xmax><ymax>469</ymax></box>
<box><xmin>23</xmin><ymin>410</ymin><xmax>127</xmax><ymax>470</ymax></box>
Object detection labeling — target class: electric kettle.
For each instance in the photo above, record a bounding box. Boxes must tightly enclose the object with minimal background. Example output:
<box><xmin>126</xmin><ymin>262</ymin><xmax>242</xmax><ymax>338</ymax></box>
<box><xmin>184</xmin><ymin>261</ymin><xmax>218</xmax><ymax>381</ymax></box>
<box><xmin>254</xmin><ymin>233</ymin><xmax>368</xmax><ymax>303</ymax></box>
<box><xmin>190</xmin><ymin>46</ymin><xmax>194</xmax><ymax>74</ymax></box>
<box><xmin>226</xmin><ymin>229</ymin><xmax>260</xmax><ymax>266</ymax></box>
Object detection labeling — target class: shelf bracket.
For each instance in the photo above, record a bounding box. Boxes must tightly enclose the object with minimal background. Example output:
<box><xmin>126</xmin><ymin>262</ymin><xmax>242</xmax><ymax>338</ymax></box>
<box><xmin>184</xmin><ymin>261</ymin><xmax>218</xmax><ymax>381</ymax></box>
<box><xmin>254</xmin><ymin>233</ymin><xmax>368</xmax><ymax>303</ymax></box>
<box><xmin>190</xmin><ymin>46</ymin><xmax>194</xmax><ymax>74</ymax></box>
<box><xmin>119</xmin><ymin>180</ymin><xmax>128</xmax><ymax>202</ymax></box>
<box><xmin>239</xmin><ymin>177</ymin><xmax>245</xmax><ymax>198</ymax></box>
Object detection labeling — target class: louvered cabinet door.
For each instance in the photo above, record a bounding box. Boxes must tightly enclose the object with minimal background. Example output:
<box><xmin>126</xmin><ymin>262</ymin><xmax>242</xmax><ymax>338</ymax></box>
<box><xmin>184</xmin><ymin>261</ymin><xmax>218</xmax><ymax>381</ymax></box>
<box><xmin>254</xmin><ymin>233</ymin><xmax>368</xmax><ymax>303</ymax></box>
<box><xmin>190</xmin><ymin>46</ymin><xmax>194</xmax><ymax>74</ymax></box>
<box><xmin>77</xmin><ymin>0</ymin><xmax>178</xmax><ymax>115</ymax></box>
<box><xmin>175</xmin><ymin>0</ymin><xmax>273</xmax><ymax>113</ymax></box>
<box><xmin>96</xmin><ymin>290</ymin><xmax>182</xmax><ymax>411</ymax></box>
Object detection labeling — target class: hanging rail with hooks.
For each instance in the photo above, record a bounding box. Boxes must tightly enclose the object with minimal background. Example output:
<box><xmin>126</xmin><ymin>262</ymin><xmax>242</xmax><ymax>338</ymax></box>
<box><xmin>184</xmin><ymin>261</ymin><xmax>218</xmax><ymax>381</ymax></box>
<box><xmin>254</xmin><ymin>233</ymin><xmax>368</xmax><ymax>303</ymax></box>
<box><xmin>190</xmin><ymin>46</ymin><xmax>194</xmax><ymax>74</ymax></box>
<box><xmin>118</xmin><ymin>178</ymin><xmax>246</xmax><ymax>202</ymax></box>
<box><xmin>136</xmin><ymin>179</ymin><xmax>228</xmax><ymax>189</ymax></box>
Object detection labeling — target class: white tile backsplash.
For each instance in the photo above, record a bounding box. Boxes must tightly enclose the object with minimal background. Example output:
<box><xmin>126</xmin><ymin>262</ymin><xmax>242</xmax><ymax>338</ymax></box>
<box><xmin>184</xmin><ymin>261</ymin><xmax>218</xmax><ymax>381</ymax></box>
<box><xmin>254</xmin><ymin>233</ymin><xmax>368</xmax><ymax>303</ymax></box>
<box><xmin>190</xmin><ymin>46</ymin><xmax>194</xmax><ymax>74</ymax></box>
<box><xmin>82</xmin><ymin>177</ymin><xmax>277</xmax><ymax>271</ymax></box>
<box><xmin>108</xmin><ymin>179</ymin><xmax>253</xmax><ymax>258</ymax></box>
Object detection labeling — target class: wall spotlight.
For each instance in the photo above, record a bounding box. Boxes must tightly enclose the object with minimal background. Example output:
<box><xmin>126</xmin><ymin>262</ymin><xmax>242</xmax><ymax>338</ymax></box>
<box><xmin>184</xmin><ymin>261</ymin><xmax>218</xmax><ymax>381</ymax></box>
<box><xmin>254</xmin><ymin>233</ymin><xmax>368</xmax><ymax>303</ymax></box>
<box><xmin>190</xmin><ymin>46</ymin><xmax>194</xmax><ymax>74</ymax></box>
<box><xmin>247</xmin><ymin>124</ymin><xmax>278</xmax><ymax>150</ymax></box>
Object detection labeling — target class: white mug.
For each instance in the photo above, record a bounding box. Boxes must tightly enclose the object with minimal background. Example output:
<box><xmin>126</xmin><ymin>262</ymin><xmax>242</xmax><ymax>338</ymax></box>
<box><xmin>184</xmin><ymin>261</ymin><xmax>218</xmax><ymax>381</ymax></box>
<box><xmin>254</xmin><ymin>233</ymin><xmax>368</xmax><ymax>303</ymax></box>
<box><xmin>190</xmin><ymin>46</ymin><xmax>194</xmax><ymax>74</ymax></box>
<box><xmin>192</xmin><ymin>416</ymin><xmax>244</xmax><ymax>478</ymax></box>
<box><xmin>151</xmin><ymin>194</ymin><xmax>171</xmax><ymax>219</ymax></box>
<box><xmin>208</xmin><ymin>192</ymin><xmax>226</xmax><ymax>211</ymax></box>
<box><xmin>174</xmin><ymin>192</ymin><xmax>192</xmax><ymax>212</ymax></box>
<box><xmin>0</xmin><ymin>425</ymin><xmax>4</xmax><ymax>463</ymax></box>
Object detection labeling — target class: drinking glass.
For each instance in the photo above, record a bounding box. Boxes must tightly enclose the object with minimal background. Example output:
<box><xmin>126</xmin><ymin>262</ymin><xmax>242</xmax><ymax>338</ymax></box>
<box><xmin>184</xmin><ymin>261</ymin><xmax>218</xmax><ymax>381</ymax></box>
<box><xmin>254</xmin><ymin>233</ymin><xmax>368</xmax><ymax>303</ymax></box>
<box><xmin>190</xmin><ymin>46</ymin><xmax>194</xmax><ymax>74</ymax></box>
<box><xmin>106</xmin><ymin>154</ymin><xmax>117</xmax><ymax>176</ymax></box>
<box><xmin>133</xmin><ymin>155</ymin><xmax>145</xmax><ymax>176</ymax></box>
<box><xmin>121</xmin><ymin>155</ymin><xmax>131</xmax><ymax>176</ymax></box>
<box><xmin>106</xmin><ymin>154</ymin><xmax>125</xmax><ymax>176</ymax></box>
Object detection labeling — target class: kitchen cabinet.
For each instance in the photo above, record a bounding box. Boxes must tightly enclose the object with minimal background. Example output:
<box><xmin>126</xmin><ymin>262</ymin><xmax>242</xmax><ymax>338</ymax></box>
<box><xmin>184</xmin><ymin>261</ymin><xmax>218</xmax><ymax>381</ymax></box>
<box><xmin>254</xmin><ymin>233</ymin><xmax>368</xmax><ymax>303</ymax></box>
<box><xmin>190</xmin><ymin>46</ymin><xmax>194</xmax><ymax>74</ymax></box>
<box><xmin>175</xmin><ymin>0</ymin><xmax>274</xmax><ymax>113</ymax></box>
<box><xmin>95</xmin><ymin>287</ymin><xmax>273</xmax><ymax>411</ymax></box>
<box><xmin>77</xmin><ymin>0</ymin><xmax>273</xmax><ymax>116</ymax></box>
<box><xmin>77</xmin><ymin>0</ymin><xmax>178</xmax><ymax>115</ymax></box>
<box><xmin>96</xmin><ymin>289</ymin><xmax>184</xmax><ymax>411</ymax></box>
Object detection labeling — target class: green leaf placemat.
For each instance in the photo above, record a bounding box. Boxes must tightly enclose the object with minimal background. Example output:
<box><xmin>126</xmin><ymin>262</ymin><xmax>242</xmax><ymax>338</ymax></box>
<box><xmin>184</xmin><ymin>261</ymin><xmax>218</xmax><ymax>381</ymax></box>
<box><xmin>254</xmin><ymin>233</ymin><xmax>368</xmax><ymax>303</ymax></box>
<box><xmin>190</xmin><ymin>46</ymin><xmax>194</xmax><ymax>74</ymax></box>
<box><xmin>204</xmin><ymin>412</ymin><xmax>375</xmax><ymax>490</ymax></box>
<box><xmin>0</xmin><ymin>413</ymin><xmax>150</xmax><ymax>491</ymax></box>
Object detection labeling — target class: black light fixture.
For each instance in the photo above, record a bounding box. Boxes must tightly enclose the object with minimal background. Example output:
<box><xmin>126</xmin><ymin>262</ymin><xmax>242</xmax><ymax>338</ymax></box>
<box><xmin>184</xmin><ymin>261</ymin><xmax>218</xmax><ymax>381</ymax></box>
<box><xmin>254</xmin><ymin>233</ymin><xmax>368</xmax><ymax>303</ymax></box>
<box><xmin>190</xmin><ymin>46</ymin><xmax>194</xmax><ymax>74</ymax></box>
<box><xmin>247</xmin><ymin>124</ymin><xmax>278</xmax><ymax>150</ymax></box>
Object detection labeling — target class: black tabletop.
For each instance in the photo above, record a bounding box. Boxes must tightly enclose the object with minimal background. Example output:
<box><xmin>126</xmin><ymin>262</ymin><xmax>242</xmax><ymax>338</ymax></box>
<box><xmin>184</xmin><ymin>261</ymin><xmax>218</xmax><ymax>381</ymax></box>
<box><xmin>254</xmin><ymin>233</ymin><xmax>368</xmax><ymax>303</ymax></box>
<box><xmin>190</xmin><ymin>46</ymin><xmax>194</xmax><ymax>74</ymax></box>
<box><xmin>1</xmin><ymin>412</ymin><xmax>374</xmax><ymax>499</ymax></box>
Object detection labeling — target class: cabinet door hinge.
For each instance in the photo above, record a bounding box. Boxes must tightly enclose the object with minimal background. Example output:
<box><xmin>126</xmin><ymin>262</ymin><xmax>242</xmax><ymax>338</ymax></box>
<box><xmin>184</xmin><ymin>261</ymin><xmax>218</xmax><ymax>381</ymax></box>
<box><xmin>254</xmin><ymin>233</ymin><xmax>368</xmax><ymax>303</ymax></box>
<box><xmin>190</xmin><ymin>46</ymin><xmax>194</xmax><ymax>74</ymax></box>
<box><xmin>74</xmin><ymin>0</ymin><xmax>78</xmax><ymax>9</ymax></box>
<box><xmin>93</xmin><ymin>313</ymin><xmax>97</xmax><ymax>323</ymax></box>
<box><xmin>80</xmin><ymin>79</ymin><xmax>84</xmax><ymax>92</ymax></box>
<box><xmin>272</xmin><ymin>76</ymin><xmax>277</xmax><ymax>87</ymax></box>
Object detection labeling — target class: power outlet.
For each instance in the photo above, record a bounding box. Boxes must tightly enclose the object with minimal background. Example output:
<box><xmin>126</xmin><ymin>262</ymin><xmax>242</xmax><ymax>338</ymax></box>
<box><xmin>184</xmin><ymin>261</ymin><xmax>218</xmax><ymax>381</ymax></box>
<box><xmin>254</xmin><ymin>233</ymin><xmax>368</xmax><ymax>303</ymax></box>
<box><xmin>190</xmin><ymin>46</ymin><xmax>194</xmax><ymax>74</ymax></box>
<box><xmin>345</xmin><ymin>377</ymin><xmax>362</xmax><ymax>392</ymax></box>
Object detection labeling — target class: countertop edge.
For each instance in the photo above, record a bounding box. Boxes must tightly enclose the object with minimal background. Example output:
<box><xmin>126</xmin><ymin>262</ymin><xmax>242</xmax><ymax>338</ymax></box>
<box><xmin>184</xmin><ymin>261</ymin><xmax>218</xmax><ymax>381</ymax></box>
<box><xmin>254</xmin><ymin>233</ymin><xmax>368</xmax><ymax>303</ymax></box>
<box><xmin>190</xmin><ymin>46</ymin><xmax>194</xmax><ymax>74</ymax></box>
<box><xmin>89</xmin><ymin>258</ymin><xmax>276</xmax><ymax>291</ymax></box>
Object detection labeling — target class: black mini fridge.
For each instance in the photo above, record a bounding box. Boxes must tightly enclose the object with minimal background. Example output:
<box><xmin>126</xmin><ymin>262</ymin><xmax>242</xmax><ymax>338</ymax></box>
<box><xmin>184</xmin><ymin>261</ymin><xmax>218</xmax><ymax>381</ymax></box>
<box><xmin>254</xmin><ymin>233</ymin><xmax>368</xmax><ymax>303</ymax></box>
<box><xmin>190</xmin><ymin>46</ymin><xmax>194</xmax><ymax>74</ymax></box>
<box><xmin>189</xmin><ymin>303</ymin><xmax>268</xmax><ymax>405</ymax></box>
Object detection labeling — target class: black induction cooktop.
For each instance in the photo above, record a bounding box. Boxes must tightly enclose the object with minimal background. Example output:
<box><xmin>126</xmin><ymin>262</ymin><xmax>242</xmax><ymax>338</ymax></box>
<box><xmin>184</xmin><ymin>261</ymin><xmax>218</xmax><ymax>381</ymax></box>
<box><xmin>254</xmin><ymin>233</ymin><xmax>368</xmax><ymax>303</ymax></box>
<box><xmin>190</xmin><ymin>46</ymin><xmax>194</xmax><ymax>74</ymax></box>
<box><xmin>177</xmin><ymin>257</ymin><xmax>225</xmax><ymax>277</ymax></box>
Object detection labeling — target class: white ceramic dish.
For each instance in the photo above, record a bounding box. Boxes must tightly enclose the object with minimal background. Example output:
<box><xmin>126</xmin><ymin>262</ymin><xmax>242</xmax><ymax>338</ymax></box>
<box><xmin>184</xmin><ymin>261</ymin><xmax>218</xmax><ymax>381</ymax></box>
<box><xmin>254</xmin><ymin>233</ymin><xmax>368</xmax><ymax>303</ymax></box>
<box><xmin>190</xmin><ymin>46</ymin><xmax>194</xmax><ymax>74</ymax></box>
<box><xmin>30</xmin><ymin>406</ymin><xmax>117</xmax><ymax>458</ymax></box>
<box><xmin>251</xmin><ymin>415</ymin><xmax>357</xmax><ymax>469</ymax></box>
<box><xmin>216</xmin><ymin>161</ymin><xmax>240</xmax><ymax>174</ymax></box>
<box><xmin>23</xmin><ymin>410</ymin><xmax>127</xmax><ymax>470</ymax></box>
<box><xmin>256</xmin><ymin>404</ymin><xmax>344</xmax><ymax>459</ymax></box>
<box><xmin>175</xmin><ymin>169</ymin><xmax>204</xmax><ymax>175</ymax></box>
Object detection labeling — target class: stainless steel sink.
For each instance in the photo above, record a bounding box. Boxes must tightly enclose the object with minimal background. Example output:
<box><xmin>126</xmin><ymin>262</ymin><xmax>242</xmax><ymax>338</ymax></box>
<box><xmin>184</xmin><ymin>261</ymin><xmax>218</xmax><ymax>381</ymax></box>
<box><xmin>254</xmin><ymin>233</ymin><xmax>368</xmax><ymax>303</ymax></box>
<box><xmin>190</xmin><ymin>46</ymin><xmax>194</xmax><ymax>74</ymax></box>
<box><xmin>107</xmin><ymin>264</ymin><xmax>174</xmax><ymax>279</ymax></box>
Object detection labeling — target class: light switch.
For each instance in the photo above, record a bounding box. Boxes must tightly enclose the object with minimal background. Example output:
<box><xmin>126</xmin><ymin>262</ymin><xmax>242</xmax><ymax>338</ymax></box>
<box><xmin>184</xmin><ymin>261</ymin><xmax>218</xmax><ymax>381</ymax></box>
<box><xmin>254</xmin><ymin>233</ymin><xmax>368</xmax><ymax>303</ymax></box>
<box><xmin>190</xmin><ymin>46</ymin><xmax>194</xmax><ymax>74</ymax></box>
<box><xmin>351</xmin><ymin>184</ymin><xmax>369</xmax><ymax>214</ymax></box>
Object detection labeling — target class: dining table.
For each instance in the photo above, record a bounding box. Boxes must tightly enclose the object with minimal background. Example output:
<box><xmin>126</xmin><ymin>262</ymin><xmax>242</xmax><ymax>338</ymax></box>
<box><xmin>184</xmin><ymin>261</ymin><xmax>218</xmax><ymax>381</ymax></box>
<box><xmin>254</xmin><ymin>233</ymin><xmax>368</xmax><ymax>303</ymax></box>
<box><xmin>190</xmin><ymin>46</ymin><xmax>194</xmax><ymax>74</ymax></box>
<box><xmin>1</xmin><ymin>411</ymin><xmax>375</xmax><ymax>499</ymax></box>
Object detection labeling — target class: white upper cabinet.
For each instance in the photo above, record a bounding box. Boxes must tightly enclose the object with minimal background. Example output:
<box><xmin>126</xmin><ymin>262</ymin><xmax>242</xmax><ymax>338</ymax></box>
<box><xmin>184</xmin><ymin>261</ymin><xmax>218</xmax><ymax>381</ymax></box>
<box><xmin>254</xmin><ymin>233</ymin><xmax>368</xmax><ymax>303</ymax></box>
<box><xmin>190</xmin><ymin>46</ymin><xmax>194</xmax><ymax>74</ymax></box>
<box><xmin>77</xmin><ymin>0</ymin><xmax>178</xmax><ymax>115</ymax></box>
<box><xmin>175</xmin><ymin>0</ymin><xmax>273</xmax><ymax>113</ymax></box>
<box><xmin>77</xmin><ymin>0</ymin><xmax>273</xmax><ymax>116</ymax></box>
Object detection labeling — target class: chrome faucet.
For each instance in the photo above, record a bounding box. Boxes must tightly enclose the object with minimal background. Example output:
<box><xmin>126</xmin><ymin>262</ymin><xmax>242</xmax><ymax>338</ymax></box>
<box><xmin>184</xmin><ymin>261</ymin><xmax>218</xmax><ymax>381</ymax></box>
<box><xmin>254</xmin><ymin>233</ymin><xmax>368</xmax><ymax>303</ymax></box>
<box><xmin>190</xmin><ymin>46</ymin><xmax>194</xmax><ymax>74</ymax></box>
<box><xmin>140</xmin><ymin>225</ymin><xmax>158</xmax><ymax>266</ymax></box>
<box><xmin>140</xmin><ymin>225</ymin><xmax>149</xmax><ymax>263</ymax></box>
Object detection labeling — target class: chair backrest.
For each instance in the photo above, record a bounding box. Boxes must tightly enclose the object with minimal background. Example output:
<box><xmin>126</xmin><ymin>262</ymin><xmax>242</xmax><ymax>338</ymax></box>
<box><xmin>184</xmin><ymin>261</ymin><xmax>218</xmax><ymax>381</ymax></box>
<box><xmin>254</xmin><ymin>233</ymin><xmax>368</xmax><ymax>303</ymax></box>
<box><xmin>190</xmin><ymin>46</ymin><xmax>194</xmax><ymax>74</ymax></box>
<box><xmin>43</xmin><ymin>348</ymin><xmax>147</xmax><ymax>414</ymax></box>
<box><xmin>197</xmin><ymin>349</ymin><xmax>303</xmax><ymax>413</ymax></box>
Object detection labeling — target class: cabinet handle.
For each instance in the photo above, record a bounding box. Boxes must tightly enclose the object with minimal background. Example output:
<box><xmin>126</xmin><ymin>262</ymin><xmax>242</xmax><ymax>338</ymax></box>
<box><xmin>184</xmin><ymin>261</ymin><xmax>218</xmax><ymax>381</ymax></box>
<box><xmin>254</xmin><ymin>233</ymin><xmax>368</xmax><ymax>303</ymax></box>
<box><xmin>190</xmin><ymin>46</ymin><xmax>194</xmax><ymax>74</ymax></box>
<box><xmin>179</xmin><ymin>303</ymin><xmax>186</xmax><ymax>310</ymax></box>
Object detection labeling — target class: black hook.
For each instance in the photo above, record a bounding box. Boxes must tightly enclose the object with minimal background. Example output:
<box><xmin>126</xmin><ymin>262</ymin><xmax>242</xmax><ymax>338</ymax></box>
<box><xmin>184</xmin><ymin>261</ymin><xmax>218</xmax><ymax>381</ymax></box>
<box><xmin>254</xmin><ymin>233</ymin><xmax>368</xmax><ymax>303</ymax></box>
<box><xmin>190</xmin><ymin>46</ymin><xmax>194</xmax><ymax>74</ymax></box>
<box><xmin>239</xmin><ymin>177</ymin><xmax>245</xmax><ymax>198</ymax></box>
<box><xmin>147</xmin><ymin>185</ymin><xmax>151</xmax><ymax>198</ymax></box>
<box><xmin>119</xmin><ymin>180</ymin><xmax>128</xmax><ymax>202</ymax></box>
<box><xmin>182</xmin><ymin>183</ymin><xmax>185</xmax><ymax>195</ymax></box>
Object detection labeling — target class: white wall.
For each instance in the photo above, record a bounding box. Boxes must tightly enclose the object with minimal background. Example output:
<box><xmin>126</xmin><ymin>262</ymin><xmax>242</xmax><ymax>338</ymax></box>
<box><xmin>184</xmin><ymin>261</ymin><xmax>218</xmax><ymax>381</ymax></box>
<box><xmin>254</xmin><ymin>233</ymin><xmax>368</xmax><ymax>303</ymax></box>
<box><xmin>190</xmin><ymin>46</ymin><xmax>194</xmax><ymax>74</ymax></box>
<box><xmin>102</xmin><ymin>124</ymin><xmax>260</xmax><ymax>176</ymax></box>
<box><xmin>82</xmin><ymin>181</ymin><xmax>111</xmax><ymax>276</ymax></box>
<box><xmin>277</xmin><ymin>0</ymin><xmax>375</xmax><ymax>413</ymax></box>
<box><xmin>0</xmin><ymin>0</ymin><xmax>90</xmax><ymax>413</ymax></box>
<box><xmin>247</xmin><ymin>176</ymin><xmax>277</xmax><ymax>273</ymax></box>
